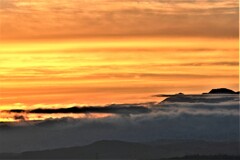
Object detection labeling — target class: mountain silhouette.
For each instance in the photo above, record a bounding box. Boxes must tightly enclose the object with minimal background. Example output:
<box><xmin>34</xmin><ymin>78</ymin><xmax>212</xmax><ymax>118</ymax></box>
<box><xmin>208</xmin><ymin>88</ymin><xmax>238</xmax><ymax>94</ymax></box>
<box><xmin>159</xmin><ymin>88</ymin><xmax>239</xmax><ymax>104</ymax></box>
<box><xmin>0</xmin><ymin>140</ymin><xmax>238</xmax><ymax>159</ymax></box>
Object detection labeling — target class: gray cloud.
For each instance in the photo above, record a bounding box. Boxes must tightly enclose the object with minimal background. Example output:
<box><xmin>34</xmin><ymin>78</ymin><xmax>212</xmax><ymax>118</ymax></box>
<box><xmin>0</xmin><ymin>93</ymin><xmax>239</xmax><ymax>153</ymax></box>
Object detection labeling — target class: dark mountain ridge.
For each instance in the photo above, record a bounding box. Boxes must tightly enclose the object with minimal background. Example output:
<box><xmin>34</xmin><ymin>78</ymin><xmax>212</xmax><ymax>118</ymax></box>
<box><xmin>159</xmin><ymin>88</ymin><xmax>239</xmax><ymax>104</ymax></box>
<box><xmin>0</xmin><ymin>140</ymin><xmax>239</xmax><ymax>159</ymax></box>
<box><xmin>208</xmin><ymin>88</ymin><xmax>239</xmax><ymax>94</ymax></box>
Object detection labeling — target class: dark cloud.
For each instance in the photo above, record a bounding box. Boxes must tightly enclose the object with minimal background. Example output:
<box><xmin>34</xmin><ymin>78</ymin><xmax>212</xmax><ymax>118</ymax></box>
<box><xmin>13</xmin><ymin>115</ymin><xmax>26</xmax><ymax>121</ymax></box>
<box><xmin>10</xmin><ymin>109</ymin><xmax>25</xmax><ymax>113</ymax></box>
<box><xmin>9</xmin><ymin>105</ymin><xmax>151</xmax><ymax>115</ymax></box>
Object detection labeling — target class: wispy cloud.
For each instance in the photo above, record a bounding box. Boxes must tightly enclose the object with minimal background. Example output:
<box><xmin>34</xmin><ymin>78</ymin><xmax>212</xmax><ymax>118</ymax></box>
<box><xmin>0</xmin><ymin>0</ymin><xmax>238</xmax><ymax>40</ymax></box>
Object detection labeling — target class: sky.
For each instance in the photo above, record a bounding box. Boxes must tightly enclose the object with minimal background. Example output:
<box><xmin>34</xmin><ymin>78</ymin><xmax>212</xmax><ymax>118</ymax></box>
<box><xmin>0</xmin><ymin>0</ymin><xmax>239</xmax><ymax>122</ymax></box>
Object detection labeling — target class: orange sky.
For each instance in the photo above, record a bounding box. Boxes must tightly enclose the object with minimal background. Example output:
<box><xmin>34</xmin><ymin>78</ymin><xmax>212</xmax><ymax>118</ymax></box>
<box><xmin>0</xmin><ymin>0</ymin><xmax>239</xmax><ymax>120</ymax></box>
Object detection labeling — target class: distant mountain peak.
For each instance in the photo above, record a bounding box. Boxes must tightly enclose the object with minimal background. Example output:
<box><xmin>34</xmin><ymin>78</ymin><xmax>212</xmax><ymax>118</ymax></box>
<box><xmin>208</xmin><ymin>88</ymin><xmax>238</xmax><ymax>94</ymax></box>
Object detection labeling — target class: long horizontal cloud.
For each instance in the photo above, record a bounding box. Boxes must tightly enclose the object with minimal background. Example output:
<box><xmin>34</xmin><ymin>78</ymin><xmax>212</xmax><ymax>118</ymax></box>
<box><xmin>1</xmin><ymin>47</ymin><xmax>238</xmax><ymax>54</ymax></box>
<box><xmin>10</xmin><ymin>105</ymin><xmax>151</xmax><ymax>115</ymax></box>
<box><xmin>5</xmin><ymin>93</ymin><xmax>239</xmax><ymax>117</ymax></box>
<box><xmin>1</xmin><ymin>73</ymin><xmax>237</xmax><ymax>82</ymax></box>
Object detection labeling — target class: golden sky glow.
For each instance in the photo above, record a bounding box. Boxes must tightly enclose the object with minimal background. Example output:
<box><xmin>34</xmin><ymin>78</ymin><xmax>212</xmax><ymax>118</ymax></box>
<box><xmin>0</xmin><ymin>0</ymin><xmax>239</xmax><ymax>122</ymax></box>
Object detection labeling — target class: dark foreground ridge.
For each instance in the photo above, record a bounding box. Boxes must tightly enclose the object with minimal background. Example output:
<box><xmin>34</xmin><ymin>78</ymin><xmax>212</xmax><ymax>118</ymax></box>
<box><xmin>170</xmin><ymin>155</ymin><xmax>240</xmax><ymax>160</ymax></box>
<box><xmin>0</xmin><ymin>140</ymin><xmax>239</xmax><ymax>159</ymax></box>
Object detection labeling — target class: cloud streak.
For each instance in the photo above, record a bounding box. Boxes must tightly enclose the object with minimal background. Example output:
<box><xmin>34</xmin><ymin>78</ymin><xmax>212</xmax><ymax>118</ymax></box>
<box><xmin>9</xmin><ymin>105</ymin><xmax>151</xmax><ymax>115</ymax></box>
<box><xmin>0</xmin><ymin>0</ymin><xmax>238</xmax><ymax>40</ymax></box>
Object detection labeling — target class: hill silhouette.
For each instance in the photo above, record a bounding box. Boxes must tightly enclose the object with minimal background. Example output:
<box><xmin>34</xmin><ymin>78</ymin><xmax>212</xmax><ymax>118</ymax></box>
<box><xmin>158</xmin><ymin>88</ymin><xmax>239</xmax><ymax>104</ymax></box>
<box><xmin>0</xmin><ymin>140</ymin><xmax>239</xmax><ymax>159</ymax></box>
<box><xmin>208</xmin><ymin>88</ymin><xmax>238</xmax><ymax>94</ymax></box>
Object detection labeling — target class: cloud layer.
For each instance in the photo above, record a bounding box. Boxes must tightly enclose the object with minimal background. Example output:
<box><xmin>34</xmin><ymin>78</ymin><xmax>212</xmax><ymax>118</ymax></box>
<box><xmin>0</xmin><ymin>0</ymin><xmax>238</xmax><ymax>40</ymax></box>
<box><xmin>0</xmin><ymin>93</ymin><xmax>239</xmax><ymax>153</ymax></box>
